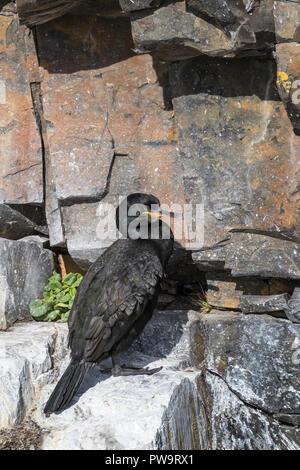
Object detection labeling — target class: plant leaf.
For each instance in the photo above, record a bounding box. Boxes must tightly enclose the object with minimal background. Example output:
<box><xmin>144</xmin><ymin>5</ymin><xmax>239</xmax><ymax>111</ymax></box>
<box><xmin>45</xmin><ymin>310</ymin><xmax>61</xmax><ymax>322</ymax></box>
<box><xmin>29</xmin><ymin>271</ymin><xmax>83</xmax><ymax>323</ymax></box>
<box><xmin>64</xmin><ymin>273</ymin><xmax>77</xmax><ymax>286</ymax></box>
<box><xmin>29</xmin><ymin>299</ymin><xmax>51</xmax><ymax>320</ymax></box>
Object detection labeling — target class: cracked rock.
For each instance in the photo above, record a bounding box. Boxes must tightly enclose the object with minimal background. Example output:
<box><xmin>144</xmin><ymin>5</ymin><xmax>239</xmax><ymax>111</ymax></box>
<box><xmin>0</xmin><ymin>238</ymin><xmax>55</xmax><ymax>330</ymax></box>
<box><xmin>190</xmin><ymin>311</ymin><xmax>300</xmax><ymax>417</ymax></box>
<box><xmin>285</xmin><ymin>288</ymin><xmax>300</xmax><ymax>324</ymax></box>
<box><xmin>34</xmin><ymin>14</ymin><xmax>183</xmax><ymax>258</ymax></box>
<box><xmin>239</xmin><ymin>293</ymin><xmax>290</xmax><ymax>317</ymax></box>
<box><xmin>0</xmin><ymin>322</ymin><xmax>68</xmax><ymax>428</ymax></box>
<box><xmin>130</xmin><ymin>2</ymin><xmax>234</xmax><ymax>61</ymax></box>
<box><xmin>0</xmin><ymin>7</ymin><xmax>43</xmax><ymax>204</ymax></box>
<box><xmin>193</xmin><ymin>233</ymin><xmax>300</xmax><ymax>279</ymax></box>
<box><xmin>170</xmin><ymin>57</ymin><xmax>300</xmax><ymax>248</ymax></box>
<box><xmin>156</xmin><ymin>369</ymin><xmax>300</xmax><ymax>450</ymax></box>
<box><xmin>129</xmin><ymin>0</ymin><xmax>276</xmax><ymax>60</ymax></box>
<box><xmin>19</xmin><ymin>235</ymin><xmax>50</xmax><ymax>248</ymax></box>
<box><xmin>0</xmin><ymin>205</ymin><xmax>42</xmax><ymax>240</ymax></box>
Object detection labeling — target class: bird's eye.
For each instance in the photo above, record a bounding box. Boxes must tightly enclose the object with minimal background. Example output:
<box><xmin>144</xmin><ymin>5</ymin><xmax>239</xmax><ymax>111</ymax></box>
<box><xmin>136</xmin><ymin>211</ymin><xmax>141</xmax><ymax>216</ymax></box>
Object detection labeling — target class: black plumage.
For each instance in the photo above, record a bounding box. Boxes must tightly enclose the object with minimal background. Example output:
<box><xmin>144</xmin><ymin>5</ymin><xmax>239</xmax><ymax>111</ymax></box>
<box><xmin>44</xmin><ymin>193</ymin><xmax>174</xmax><ymax>415</ymax></box>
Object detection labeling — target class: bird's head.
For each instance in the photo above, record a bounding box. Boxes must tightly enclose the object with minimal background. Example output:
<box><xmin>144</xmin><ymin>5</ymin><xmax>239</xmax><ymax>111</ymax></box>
<box><xmin>116</xmin><ymin>193</ymin><xmax>176</xmax><ymax>240</ymax></box>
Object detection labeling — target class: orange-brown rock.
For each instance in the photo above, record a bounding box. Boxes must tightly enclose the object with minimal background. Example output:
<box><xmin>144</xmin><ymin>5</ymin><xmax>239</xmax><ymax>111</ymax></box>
<box><xmin>0</xmin><ymin>4</ymin><xmax>43</xmax><ymax>204</ymax></box>
<box><xmin>170</xmin><ymin>57</ymin><xmax>300</xmax><ymax>246</ymax></box>
<box><xmin>34</xmin><ymin>14</ymin><xmax>185</xmax><ymax>259</ymax></box>
<box><xmin>276</xmin><ymin>42</ymin><xmax>300</xmax><ymax>135</ymax></box>
<box><xmin>206</xmin><ymin>273</ymin><xmax>269</xmax><ymax>310</ymax></box>
<box><xmin>274</xmin><ymin>1</ymin><xmax>300</xmax><ymax>43</ymax></box>
<box><xmin>205</xmin><ymin>272</ymin><xmax>299</xmax><ymax>310</ymax></box>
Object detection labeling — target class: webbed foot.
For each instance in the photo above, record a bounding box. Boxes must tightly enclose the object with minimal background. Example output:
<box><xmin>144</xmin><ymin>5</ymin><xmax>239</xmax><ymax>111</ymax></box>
<box><xmin>112</xmin><ymin>365</ymin><xmax>162</xmax><ymax>376</ymax></box>
<box><xmin>101</xmin><ymin>353</ymin><xmax>162</xmax><ymax>376</ymax></box>
<box><xmin>100</xmin><ymin>364</ymin><xmax>162</xmax><ymax>376</ymax></box>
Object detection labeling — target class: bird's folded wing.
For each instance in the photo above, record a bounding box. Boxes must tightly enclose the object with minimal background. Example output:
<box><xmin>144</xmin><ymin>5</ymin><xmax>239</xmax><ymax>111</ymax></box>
<box><xmin>68</xmin><ymin>249</ymin><xmax>163</xmax><ymax>363</ymax></box>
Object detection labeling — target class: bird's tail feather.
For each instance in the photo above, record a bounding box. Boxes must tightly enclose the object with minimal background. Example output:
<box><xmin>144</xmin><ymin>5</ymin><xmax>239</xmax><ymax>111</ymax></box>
<box><xmin>44</xmin><ymin>362</ymin><xmax>90</xmax><ymax>415</ymax></box>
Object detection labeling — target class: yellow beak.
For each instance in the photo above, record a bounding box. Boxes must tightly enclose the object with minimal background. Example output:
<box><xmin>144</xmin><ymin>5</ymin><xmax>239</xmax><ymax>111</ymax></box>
<box><xmin>142</xmin><ymin>211</ymin><xmax>163</xmax><ymax>219</ymax></box>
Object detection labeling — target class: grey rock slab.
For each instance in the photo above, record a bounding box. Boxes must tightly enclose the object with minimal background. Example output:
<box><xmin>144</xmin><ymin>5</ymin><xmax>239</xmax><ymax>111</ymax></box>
<box><xmin>0</xmin><ymin>238</ymin><xmax>55</xmax><ymax>330</ymax></box>
<box><xmin>192</xmin><ymin>233</ymin><xmax>300</xmax><ymax>279</ymax></box>
<box><xmin>186</xmin><ymin>0</ymin><xmax>259</xmax><ymax>50</ymax></box>
<box><xmin>190</xmin><ymin>311</ymin><xmax>300</xmax><ymax>416</ymax></box>
<box><xmin>201</xmin><ymin>371</ymin><xmax>299</xmax><ymax>450</ymax></box>
<box><xmin>130</xmin><ymin>2</ymin><xmax>234</xmax><ymax>61</ymax></box>
<box><xmin>38</xmin><ymin>367</ymin><xmax>196</xmax><ymax>450</ymax></box>
<box><xmin>155</xmin><ymin>370</ymin><xmax>300</xmax><ymax>449</ymax></box>
<box><xmin>186</xmin><ymin>0</ymin><xmax>249</xmax><ymax>27</ymax></box>
<box><xmin>285</xmin><ymin>288</ymin><xmax>300</xmax><ymax>323</ymax></box>
<box><xmin>119</xmin><ymin>0</ymin><xmax>161</xmax><ymax>12</ymax></box>
<box><xmin>0</xmin><ymin>204</ymin><xmax>40</xmax><ymax>240</ymax></box>
<box><xmin>19</xmin><ymin>235</ymin><xmax>50</xmax><ymax>248</ymax></box>
<box><xmin>129</xmin><ymin>0</ymin><xmax>276</xmax><ymax>59</ymax></box>
<box><xmin>61</xmin><ymin>202</ymin><xmax>114</xmax><ymax>270</ymax></box>
<box><xmin>239</xmin><ymin>293</ymin><xmax>290</xmax><ymax>316</ymax></box>
<box><xmin>0</xmin><ymin>322</ymin><xmax>68</xmax><ymax>428</ymax></box>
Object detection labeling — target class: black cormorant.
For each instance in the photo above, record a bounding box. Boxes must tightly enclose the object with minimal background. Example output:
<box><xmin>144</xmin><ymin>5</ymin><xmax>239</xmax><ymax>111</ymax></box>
<box><xmin>44</xmin><ymin>193</ymin><xmax>175</xmax><ymax>415</ymax></box>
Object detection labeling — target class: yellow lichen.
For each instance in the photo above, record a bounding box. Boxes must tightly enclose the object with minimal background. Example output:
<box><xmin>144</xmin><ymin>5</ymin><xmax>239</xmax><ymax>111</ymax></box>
<box><xmin>277</xmin><ymin>71</ymin><xmax>292</xmax><ymax>92</ymax></box>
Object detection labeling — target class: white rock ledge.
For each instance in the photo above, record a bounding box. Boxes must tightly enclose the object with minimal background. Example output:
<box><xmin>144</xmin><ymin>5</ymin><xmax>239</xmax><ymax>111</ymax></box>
<box><xmin>2</xmin><ymin>310</ymin><xmax>299</xmax><ymax>450</ymax></box>
<box><xmin>0</xmin><ymin>311</ymin><xmax>198</xmax><ymax>450</ymax></box>
<box><xmin>0</xmin><ymin>322</ymin><xmax>68</xmax><ymax>429</ymax></box>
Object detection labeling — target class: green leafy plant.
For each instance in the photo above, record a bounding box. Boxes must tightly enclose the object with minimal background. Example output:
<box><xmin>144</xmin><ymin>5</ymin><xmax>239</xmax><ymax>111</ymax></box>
<box><xmin>29</xmin><ymin>271</ymin><xmax>83</xmax><ymax>323</ymax></box>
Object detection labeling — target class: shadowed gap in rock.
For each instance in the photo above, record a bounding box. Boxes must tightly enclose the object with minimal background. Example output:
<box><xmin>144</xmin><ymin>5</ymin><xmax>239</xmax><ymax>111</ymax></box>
<box><xmin>35</xmin><ymin>14</ymin><xmax>136</xmax><ymax>74</ymax></box>
<box><xmin>169</xmin><ymin>56</ymin><xmax>281</xmax><ymax>101</ymax></box>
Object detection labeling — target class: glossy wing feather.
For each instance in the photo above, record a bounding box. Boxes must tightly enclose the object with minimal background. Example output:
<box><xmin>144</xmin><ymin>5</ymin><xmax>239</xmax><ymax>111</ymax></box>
<box><xmin>67</xmin><ymin>239</ymin><xmax>163</xmax><ymax>364</ymax></box>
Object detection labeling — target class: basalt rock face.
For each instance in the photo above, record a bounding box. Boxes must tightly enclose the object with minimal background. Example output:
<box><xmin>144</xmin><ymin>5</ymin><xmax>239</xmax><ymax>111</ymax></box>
<box><xmin>1</xmin><ymin>0</ymin><xmax>298</xmax><ymax>277</ymax></box>
<box><xmin>0</xmin><ymin>0</ymin><xmax>300</xmax><ymax>450</ymax></box>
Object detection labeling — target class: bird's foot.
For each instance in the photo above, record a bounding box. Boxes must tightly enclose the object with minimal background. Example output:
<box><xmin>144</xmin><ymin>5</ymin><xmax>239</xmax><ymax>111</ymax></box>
<box><xmin>113</xmin><ymin>365</ymin><xmax>163</xmax><ymax>376</ymax></box>
<box><xmin>101</xmin><ymin>365</ymin><xmax>162</xmax><ymax>376</ymax></box>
